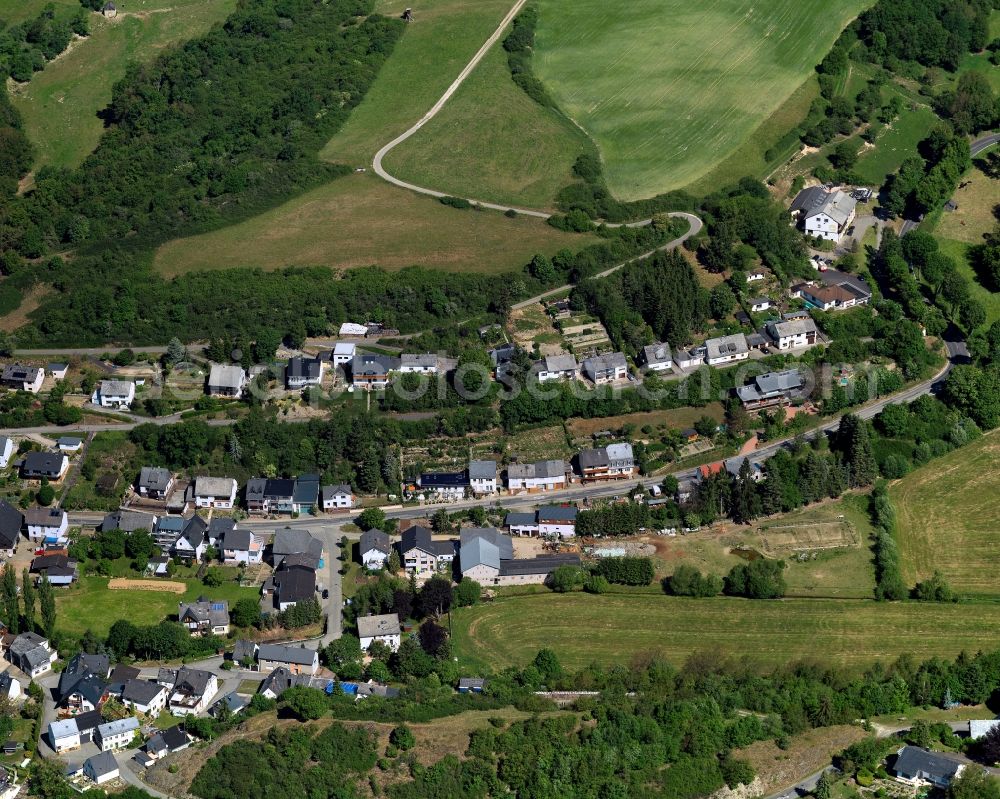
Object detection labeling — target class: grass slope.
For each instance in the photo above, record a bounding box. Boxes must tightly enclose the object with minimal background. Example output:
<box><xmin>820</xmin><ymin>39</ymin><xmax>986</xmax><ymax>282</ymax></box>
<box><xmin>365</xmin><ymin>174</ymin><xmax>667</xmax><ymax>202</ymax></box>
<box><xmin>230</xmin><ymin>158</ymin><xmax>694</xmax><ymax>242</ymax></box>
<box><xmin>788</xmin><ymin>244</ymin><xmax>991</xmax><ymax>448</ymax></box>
<box><xmin>532</xmin><ymin>0</ymin><xmax>872</xmax><ymax>199</ymax></box>
<box><xmin>0</xmin><ymin>0</ymin><xmax>78</xmax><ymax>25</ymax></box>
<box><xmin>452</xmin><ymin>592</ymin><xmax>1000</xmax><ymax>671</ymax></box>
<box><xmin>319</xmin><ymin>0</ymin><xmax>516</xmax><ymax>166</ymax></box>
<box><xmin>383</xmin><ymin>37</ymin><xmax>591</xmax><ymax>208</ymax></box>
<box><xmin>152</xmin><ymin>172</ymin><xmax>597</xmax><ymax>275</ymax></box>
<box><xmin>893</xmin><ymin>430</ymin><xmax>1000</xmax><ymax>597</ymax></box>
<box><xmin>10</xmin><ymin>0</ymin><xmax>235</xmax><ymax>170</ymax></box>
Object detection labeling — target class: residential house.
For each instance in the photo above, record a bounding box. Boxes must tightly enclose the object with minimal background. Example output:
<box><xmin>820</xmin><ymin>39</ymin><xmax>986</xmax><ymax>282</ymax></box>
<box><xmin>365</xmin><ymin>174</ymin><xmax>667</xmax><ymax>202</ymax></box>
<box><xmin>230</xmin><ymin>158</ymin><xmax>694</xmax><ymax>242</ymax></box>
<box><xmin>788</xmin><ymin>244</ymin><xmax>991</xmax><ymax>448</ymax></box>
<box><xmin>258</xmin><ymin>667</ymin><xmax>313</xmax><ymax>700</ymax></box>
<box><xmin>576</xmin><ymin>448</ymin><xmax>610</xmax><ymax>481</ymax></box>
<box><xmin>749</xmin><ymin>297</ymin><xmax>771</xmax><ymax>312</ymax></box>
<box><xmin>736</xmin><ymin>369</ymin><xmax>807</xmax><ymax>410</ymax></box>
<box><xmin>0</xmin><ymin>502</ymin><xmax>22</xmax><ymax>558</ymax></box>
<box><xmin>245</xmin><ymin>477</ymin><xmax>295</xmax><ymax>515</ymax></box>
<box><xmin>24</xmin><ymin>507</ymin><xmax>68</xmax><ymax>544</ymax></box>
<box><xmin>292</xmin><ymin>474</ymin><xmax>320</xmax><ymax>513</ymax></box>
<box><xmin>505</xmin><ymin>459</ymin><xmax>567</xmax><ymax>492</ymax></box>
<box><xmin>359</xmin><ymin>529</ymin><xmax>392</xmax><ymax>569</ymax></box>
<box><xmin>331</xmin><ymin>342</ymin><xmax>356</xmax><ymax>367</ymax></box>
<box><xmin>285</xmin><ymin>356</ymin><xmax>325</xmax><ymax>389</ymax></box>
<box><xmin>20</xmin><ymin>452</ymin><xmax>68</xmax><ymax>480</ymax></box>
<box><xmin>893</xmin><ymin>746</ymin><xmax>964</xmax><ymax>788</ymax></box>
<box><xmin>172</xmin><ymin>515</ymin><xmax>208</xmax><ymax>562</ymax></box>
<box><xmin>56</xmin><ymin>653</ymin><xmax>109</xmax><ymax>714</ymax></box>
<box><xmin>399</xmin><ymin>353</ymin><xmax>439</xmax><ymax>374</ymax></box>
<box><xmin>357</xmin><ymin>613</ymin><xmax>401</xmax><ymax>652</ymax></box>
<box><xmin>264</xmin><ymin>563</ymin><xmax>316</xmax><ymax>611</ymax></box>
<box><xmin>792</xmin><ymin>282</ymin><xmax>855</xmax><ymax>311</ymax></box>
<box><xmin>47</xmin><ymin>363</ymin><xmax>69</xmax><ymax>380</ymax></box>
<box><xmin>120</xmin><ymin>680</ymin><xmax>169</xmax><ymax>716</ymax></box>
<box><xmin>84</xmin><ymin>752</ymin><xmax>120</xmax><ymax>785</ymax></box>
<box><xmin>152</xmin><ymin>516</ymin><xmax>185</xmax><ymax>552</ymax></box>
<box><xmin>207</xmin><ymin>364</ymin><xmax>247</xmax><ymax>397</ymax></box>
<box><xmin>800</xmin><ymin>189</ymin><xmax>856</xmax><ymax>242</ymax></box>
<box><xmin>107</xmin><ymin>665</ymin><xmax>141</xmax><ymax>694</ymax></box>
<box><xmin>210</xmin><ymin>692</ymin><xmax>247</xmax><ymax>718</ymax></box>
<box><xmin>93</xmin><ymin>380</ymin><xmax>135</xmax><ymax>409</ymax></box>
<box><xmin>674</xmin><ymin>348</ymin><xmax>701</xmax><ymax>370</ymax></box>
<box><xmin>458</xmin><ymin>678</ymin><xmax>486</xmax><ymax>694</ymax></box>
<box><xmin>178</xmin><ymin>598</ymin><xmax>230</xmax><ymax>636</ymax></box>
<box><xmin>417</xmin><ymin>471</ymin><xmax>468</xmax><ymax>499</ymax></box>
<box><xmin>30</xmin><ymin>554</ymin><xmax>77</xmax><ymax>586</ymax></box>
<box><xmin>137</xmin><ymin>467</ymin><xmax>174</xmax><ymax>499</ymax></box>
<box><xmin>102</xmin><ymin>509</ymin><xmax>156</xmax><ymax>534</ymax></box>
<box><xmin>818</xmin><ymin>268</ymin><xmax>872</xmax><ymax>305</ymax></box>
<box><xmin>48</xmin><ymin>709</ymin><xmax>102</xmax><ymax>753</ymax></box>
<box><xmin>582</xmin><ymin>352</ymin><xmax>628</xmax><ymax>384</ymax></box>
<box><xmin>146</xmin><ymin>556</ymin><xmax>169</xmax><ymax>576</ymax></box>
<box><xmin>256</xmin><ymin>643</ymin><xmax>320</xmax><ymax>675</ymax></box>
<box><xmin>577</xmin><ymin>443</ymin><xmax>635</xmax><ymax>481</ymax></box>
<box><xmin>640</xmin><ymin>343</ymin><xmax>672</xmax><ymax>372</ymax></box>
<box><xmin>724</xmin><ymin>456</ymin><xmax>764</xmax><ymax>482</ymax></box>
<box><xmin>0</xmin><ymin>672</ymin><xmax>21</xmax><ymax>703</ymax></box>
<box><xmin>398</xmin><ymin>525</ymin><xmax>455</xmax><ymax>574</ymax></box>
<box><xmin>271</xmin><ymin>527</ymin><xmax>323</xmax><ymax>570</ymax></box>
<box><xmin>705</xmin><ymin>333</ymin><xmax>749</xmax><ymax>366</ymax></box>
<box><xmin>193</xmin><ymin>476</ymin><xmax>237</xmax><ymax>509</ymax></box>
<box><xmin>1</xmin><ymin>364</ymin><xmax>43</xmax><ymax>393</ymax></box>
<box><xmin>351</xmin><ymin>354</ymin><xmax>399</xmax><ymax>389</ymax></box>
<box><xmin>321</xmin><ymin>484</ymin><xmax>355</xmax><ymax>510</ymax></box>
<box><xmin>96</xmin><ymin>717</ymin><xmax>140</xmax><ymax>751</ymax></box>
<box><xmin>167</xmin><ymin>667</ymin><xmax>219</xmax><ymax>716</ymax></box>
<box><xmin>459</xmin><ymin>527</ymin><xmax>581</xmax><ymax>586</ymax></box>
<box><xmin>489</xmin><ymin>343</ymin><xmax>516</xmax><ymax>367</ymax></box>
<box><xmin>535</xmin><ymin>354</ymin><xmax>578</xmax><ymax>383</ymax></box>
<box><xmin>142</xmin><ymin>725</ymin><xmax>192</xmax><ymax>763</ymax></box>
<box><xmin>6</xmin><ymin>632</ymin><xmax>55</xmax><ymax>677</ymax></box>
<box><xmin>537</xmin><ymin>505</ymin><xmax>578</xmax><ymax>537</ymax></box>
<box><xmin>56</xmin><ymin>437</ymin><xmax>83</xmax><ymax>453</ymax></box>
<box><xmin>504</xmin><ymin>512</ymin><xmax>538</xmax><ymax>536</ymax></box>
<box><xmin>0</xmin><ymin>437</ymin><xmax>12</xmax><ymax>469</ymax></box>
<box><xmin>746</xmin><ymin>268</ymin><xmax>767</xmax><ymax>282</ymax></box>
<box><xmin>221</xmin><ymin>528</ymin><xmax>263</xmax><ymax>564</ymax></box>
<box><xmin>766</xmin><ymin>317</ymin><xmax>819</xmax><ymax>350</ymax></box>
<box><xmin>207</xmin><ymin>517</ymin><xmax>235</xmax><ymax>548</ymax></box>
<box><xmin>468</xmin><ymin>460</ymin><xmax>497</xmax><ymax>495</ymax></box>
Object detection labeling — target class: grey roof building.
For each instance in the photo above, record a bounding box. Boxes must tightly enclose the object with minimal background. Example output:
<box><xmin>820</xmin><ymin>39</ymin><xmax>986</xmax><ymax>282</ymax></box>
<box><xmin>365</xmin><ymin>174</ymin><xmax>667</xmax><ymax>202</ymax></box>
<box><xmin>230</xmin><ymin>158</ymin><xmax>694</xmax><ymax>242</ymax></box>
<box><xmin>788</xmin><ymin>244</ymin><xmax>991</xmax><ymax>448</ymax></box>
<box><xmin>360</xmin><ymin>528</ymin><xmax>392</xmax><ymax>557</ymax></box>
<box><xmin>357</xmin><ymin>613</ymin><xmax>401</xmax><ymax>640</ymax></box>
<box><xmin>83</xmin><ymin>751</ymin><xmax>119</xmax><ymax>782</ymax></box>
<box><xmin>468</xmin><ymin>460</ymin><xmax>497</xmax><ymax>480</ymax></box>
<box><xmin>257</xmin><ymin>643</ymin><xmax>318</xmax><ymax>667</ymax></box>
<box><xmin>271</xmin><ymin>526</ymin><xmax>323</xmax><ymax>567</ymax></box>
<box><xmin>102</xmin><ymin>509</ymin><xmax>156</xmax><ymax>533</ymax></box>
<box><xmin>641</xmin><ymin>342</ymin><xmax>673</xmax><ymax>369</ymax></box>
<box><xmin>122</xmin><ymin>679</ymin><xmax>166</xmax><ymax>707</ymax></box>
<box><xmin>893</xmin><ymin>745</ymin><xmax>964</xmax><ymax>787</ymax></box>
<box><xmin>789</xmin><ymin>185</ymin><xmax>829</xmax><ymax>217</ymax></box>
<box><xmin>0</xmin><ymin>501</ymin><xmax>23</xmax><ymax>551</ymax></box>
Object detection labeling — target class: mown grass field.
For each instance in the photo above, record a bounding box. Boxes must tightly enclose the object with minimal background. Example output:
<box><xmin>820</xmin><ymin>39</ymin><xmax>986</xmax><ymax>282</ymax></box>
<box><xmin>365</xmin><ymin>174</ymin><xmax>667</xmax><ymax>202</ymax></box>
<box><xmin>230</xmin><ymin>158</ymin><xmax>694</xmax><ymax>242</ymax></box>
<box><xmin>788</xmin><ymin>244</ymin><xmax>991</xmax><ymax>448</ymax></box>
<box><xmin>451</xmin><ymin>592</ymin><xmax>1000</xmax><ymax>671</ymax></box>
<box><xmin>152</xmin><ymin>172</ymin><xmax>598</xmax><ymax>275</ymax></box>
<box><xmin>319</xmin><ymin>0</ymin><xmax>516</xmax><ymax>166</ymax></box>
<box><xmin>56</xmin><ymin>574</ymin><xmax>260</xmax><ymax>638</ymax></box>
<box><xmin>932</xmin><ymin>161</ymin><xmax>998</xmax><ymax>246</ymax></box>
<box><xmin>935</xmin><ymin>238</ymin><xmax>1000</xmax><ymax>325</ymax></box>
<box><xmin>893</xmin><ymin>430</ymin><xmax>1000</xmax><ymax>597</ymax></box>
<box><xmin>0</xmin><ymin>0</ymin><xmax>78</xmax><ymax>24</ymax></box>
<box><xmin>852</xmin><ymin>105</ymin><xmax>939</xmax><ymax>186</ymax></box>
<box><xmin>10</xmin><ymin>0</ymin><xmax>235</xmax><ymax>170</ymax></box>
<box><xmin>383</xmin><ymin>37</ymin><xmax>591</xmax><ymax>208</ymax></box>
<box><xmin>532</xmin><ymin>0</ymin><xmax>872</xmax><ymax>199</ymax></box>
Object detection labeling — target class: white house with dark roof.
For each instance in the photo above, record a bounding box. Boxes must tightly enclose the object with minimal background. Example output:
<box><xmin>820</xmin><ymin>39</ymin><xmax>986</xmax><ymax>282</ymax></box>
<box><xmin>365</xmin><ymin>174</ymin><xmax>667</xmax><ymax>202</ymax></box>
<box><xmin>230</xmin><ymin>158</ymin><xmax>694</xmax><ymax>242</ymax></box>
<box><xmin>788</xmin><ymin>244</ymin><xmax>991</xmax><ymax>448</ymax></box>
<box><xmin>736</xmin><ymin>369</ymin><xmax>806</xmax><ymax>410</ymax></box>
<box><xmin>359</xmin><ymin>529</ymin><xmax>392</xmax><ymax>569</ymax></box>
<box><xmin>357</xmin><ymin>613</ymin><xmax>401</xmax><ymax>652</ymax></box>
<box><xmin>417</xmin><ymin>470</ymin><xmax>468</xmax><ymax>499</ymax></box>
<box><xmin>537</xmin><ymin>505</ymin><xmax>578</xmax><ymax>537</ymax></box>
<box><xmin>221</xmin><ymin>528</ymin><xmax>263</xmax><ymax>564</ymax></box>
<box><xmin>285</xmin><ymin>356</ymin><xmax>325</xmax><ymax>389</ymax></box>
<box><xmin>640</xmin><ymin>343</ymin><xmax>672</xmax><ymax>372</ymax></box>
<box><xmin>6</xmin><ymin>632</ymin><xmax>56</xmax><ymax>677</ymax></box>
<box><xmin>96</xmin><ymin>716</ymin><xmax>140</xmax><ymax>751</ymax></box>
<box><xmin>893</xmin><ymin>745</ymin><xmax>964</xmax><ymax>788</ymax></box>
<box><xmin>84</xmin><ymin>751</ymin><xmax>120</xmax><ymax>785</ymax></box>
<box><xmin>802</xmin><ymin>189</ymin><xmax>856</xmax><ymax>242</ymax></box>
<box><xmin>137</xmin><ymin>466</ymin><xmax>174</xmax><ymax>499</ymax></box>
<box><xmin>193</xmin><ymin>476</ymin><xmax>237</xmax><ymax>509</ymax></box>
<box><xmin>92</xmin><ymin>380</ymin><xmax>135</xmax><ymax>409</ymax></box>
<box><xmin>505</xmin><ymin>459</ymin><xmax>567</xmax><ymax>492</ymax></box>
<box><xmin>167</xmin><ymin>667</ymin><xmax>219</xmax><ymax>716</ymax></box>
<box><xmin>1</xmin><ymin>364</ymin><xmax>43</xmax><ymax>393</ymax></box>
<box><xmin>582</xmin><ymin>352</ymin><xmax>628</xmax><ymax>384</ymax></box>
<box><xmin>47</xmin><ymin>363</ymin><xmax>69</xmax><ymax>380</ymax></box>
<box><xmin>398</xmin><ymin>525</ymin><xmax>454</xmax><ymax>574</ymax></box>
<box><xmin>0</xmin><ymin>502</ymin><xmax>20</xmax><ymax>558</ymax></box>
<box><xmin>24</xmin><ymin>507</ymin><xmax>68</xmax><ymax>544</ymax></box>
<box><xmin>766</xmin><ymin>317</ymin><xmax>819</xmax><ymax>350</ymax></box>
<box><xmin>21</xmin><ymin>452</ymin><xmax>68</xmax><ymax>480</ymax></box>
<box><xmin>321</xmin><ymin>483</ymin><xmax>355</xmax><ymax>510</ymax></box>
<box><xmin>399</xmin><ymin>353</ymin><xmax>439</xmax><ymax>374</ymax></box>
<box><xmin>121</xmin><ymin>679</ymin><xmax>169</xmax><ymax>716</ymax></box>
<box><xmin>256</xmin><ymin>643</ymin><xmax>319</xmax><ymax>675</ymax></box>
<box><xmin>705</xmin><ymin>333</ymin><xmax>749</xmax><ymax>366</ymax></box>
<box><xmin>749</xmin><ymin>297</ymin><xmax>771</xmax><ymax>313</ymax></box>
<box><xmin>468</xmin><ymin>460</ymin><xmax>497</xmax><ymax>495</ymax></box>
<box><xmin>178</xmin><ymin>598</ymin><xmax>230</xmax><ymax>636</ymax></box>
<box><xmin>270</xmin><ymin>527</ymin><xmax>323</xmax><ymax>569</ymax></box>
<box><xmin>207</xmin><ymin>364</ymin><xmax>247</xmax><ymax>397</ymax></box>
<box><xmin>535</xmin><ymin>353</ymin><xmax>577</xmax><ymax>383</ymax></box>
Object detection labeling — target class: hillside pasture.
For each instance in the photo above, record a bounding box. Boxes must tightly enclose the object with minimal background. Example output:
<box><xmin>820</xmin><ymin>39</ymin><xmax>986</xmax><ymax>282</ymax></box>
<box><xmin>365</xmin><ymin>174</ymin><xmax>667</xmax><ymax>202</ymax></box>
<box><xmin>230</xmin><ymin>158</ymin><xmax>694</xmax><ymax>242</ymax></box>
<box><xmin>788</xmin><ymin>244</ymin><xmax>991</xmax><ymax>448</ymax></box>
<box><xmin>532</xmin><ymin>0</ymin><xmax>872</xmax><ymax>198</ymax></box>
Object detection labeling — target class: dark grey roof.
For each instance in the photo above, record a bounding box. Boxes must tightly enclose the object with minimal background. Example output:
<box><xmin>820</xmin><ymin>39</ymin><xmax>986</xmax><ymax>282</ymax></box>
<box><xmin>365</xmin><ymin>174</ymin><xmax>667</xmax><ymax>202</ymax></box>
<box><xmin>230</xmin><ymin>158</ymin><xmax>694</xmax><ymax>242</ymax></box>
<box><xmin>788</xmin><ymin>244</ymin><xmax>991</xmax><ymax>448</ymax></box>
<box><xmin>224</xmin><ymin>528</ymin><xmax>253</xmax><ymax>551</ymax></box>
<box><xmin>178</xmin><ymin>598</ymin><xmax>230</xmax><ymax>628</ymax></box>
<box><xmin>419</xmin><ymin>472</ymin><xmax>467</xmax><ymax>488</ymax></box>
<box><xmin>789</xmin><ymin>185</ymin><xmax>829</xmax><ymax>214</ymax></box>
<box><xmin>273</xmin><ymin>565</ymin><xmax>316</xmax><ymax>603</ymax></box>
<box><xmin>468</xmin><ymin>460</ymin><xmax>497</xmax><ymax>480</ymax></box>
<box><xmin>68</xmin><ymin>674</ymin><xmax>107</xmax><ymax>707</ymax></box>
<box><xmin>173</xmin><ymin>667</ymin><xmax>214</xmax><ymax>696</ymax></box>
<box><xmin>73</xmin><ymin>709</ymin><xmax>103</xmax><ymax>734</ymax></box>
<box><xmin>499</xmin><ymin>554</ymin><xmax>581</xmax><ymax>576</ymax></box>
<box><xmin>894</xmin><ymin>746</ymin><xmax>963</xmax><ymax>782</ymax></box>
<box><xmin>504</xmin><ymin>512</ymin><xmax>536</xmax><ymax>527</ymax></box>
<box><xmin>323</xmin><ymin>484</ymin><xmax>352</xmax><ymax>499</ymax></box>
<box><xmin>360</xmin><ymin>528</ymin><xmax>391</xmax><ymax>555</ymax></box>
<box><xmin>22</xmin><ymin>452</ymin><xmax>64</xmax><ymax>475</ymax></box>
<box><xmin>292</xmin><ymin>475</ymin><xmax>320</xmax><ymax>505</ymax></box>
<box><xmin>84</xmin><ymin>751</ymin><xmax>118</xmax><ymax>779</ymax></box>
<box><xmin>58</xmin><ymin>653</ymin><xmax>110</xmax><ymax>699</ymax></box>
<box><xmin>537</xmin><ymin>505</ymin><xmax>577</xmax><ymax>523</ymax></box>
<box><xmin>0</xmin><ymin>502</ymin><xmax>22</xmax><ymax>550</ymax></box>
<box><xmin>285</xmin><ymin>356</ymin><xmax>323</xmax><ymax>382</ymax></box>
<box><xmin>122</xmin><ymin>679</ymin><xmax>165</xmax><ymax>706</ymax></box>
<box><xmin>232</xmin><ymin>640</ymin><xmax>256</xmax><ymax>663</ymax></box>
<box><xmin>272</xmin><ymin>527</ymin><xmax>321</xmax><ymax>557</ymax></box>
<box><xmin>577</xmin><ymin>448</ymin><xmax>609</xmax><ymax>469</ymax></box>
<box><xmin>352</xmin><ymin>353</ymin><xmax>400</xmax><ymax>377</ymax></box>
<box><xmin>399</xmin><ymin>525</ymin><xmax>434</xmax><ymax>555</ymax></box>
<box><xmin>138</xmin><ymin>467</ymin><xmax>172</xmax><ymax>492</ymax></box>
<box><xmin>108</xmin><ymin>665</ymin><xmax>140</xmax><ymax>685</ymax></box>
<box><xmin>102</xmin><ymin>509</ymin><xmax>156</xmax><ymax>533</ymax></box>
<box><xmin>257</xmin><ymin>643</ymin><xmax>317</xmax><ymax>666</ymax></box>
<box><xmin>208</xmin><ymin>518</ymin><xmax>236</xmax><ymax>539</ymax></box>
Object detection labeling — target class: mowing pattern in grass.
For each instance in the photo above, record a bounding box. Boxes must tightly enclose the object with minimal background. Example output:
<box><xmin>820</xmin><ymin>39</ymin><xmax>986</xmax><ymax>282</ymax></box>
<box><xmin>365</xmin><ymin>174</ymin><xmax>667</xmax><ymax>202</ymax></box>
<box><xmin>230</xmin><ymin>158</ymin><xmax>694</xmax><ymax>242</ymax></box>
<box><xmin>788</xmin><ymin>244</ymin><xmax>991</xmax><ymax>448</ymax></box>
<box><xmin>152</xmin><ymin>173</ymin><xmax>598</xmax><ymax>275</ymax></box>
<box><xmin>11</xmin><ymin>0</ymin><xmax>236</xmax><ymax>170</ymax></box>
<box><xmin>893</xmin><ymin>430</ymin><xmax>1000</xmax><ymax>596</ymax></box>
<box><xmin>319</xmin><ymin>0</ymin><xmax>516</xmax><ymax>166</ymax></box>
<box><xmin>532</xmin><ymin>0</ymin><xmax>872</xmax><ymax>199</ymax></box>
<box><xmin>383</xmin><ymin>38</ymin><xmax>591</xmax><ymax>208</ymax></box>
<box><xmin>452</xmin><ymin>592</ymin><xmax>1000</xmax><ymax>672</ymax></box>
<box><xmin>852</xmin><ymin>106</ymin><xmax>940</xmax><ymax>186</ymax></box>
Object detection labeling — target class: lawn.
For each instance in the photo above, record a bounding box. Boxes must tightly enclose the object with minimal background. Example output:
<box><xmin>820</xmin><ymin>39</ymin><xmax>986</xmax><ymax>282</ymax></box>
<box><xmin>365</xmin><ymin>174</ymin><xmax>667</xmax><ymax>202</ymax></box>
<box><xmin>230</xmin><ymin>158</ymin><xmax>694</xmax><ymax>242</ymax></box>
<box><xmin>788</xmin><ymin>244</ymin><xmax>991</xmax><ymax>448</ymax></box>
<box><xmin>383</xmin><ymin>39</ymin><xmax>591</xmax><ymax>209</ymax></box>
<box><xmin>319</xmin><ymin>0</ymin><xmax>516</xmax><ymax>167</ymax></box>
<box><xmin>931</xmin><ymin>161</ymin><xmax>998</xmax><ymax>246</ymax></box>
<box><xmin>566</xmin><ymin>404</ymin><xmax>725</xmax><ymax>439</ymax></box>
<box><xmin>10</xmin><ymin>0</ymin><xmax>235</xmax><ymax>171</ymax></box>
<box><xmin>451</xmin><ymin>591</ymin><xmax>1000</xmax><ymax>672</ymax></box>
<box><xmin>0</xmin><ymin>0</ymin><xmax>78</xmax><ymax>25</ymax></box>
<box><xmin>55</xmin><ymin>574</ymin><xmax>260</xmax><ymax>638</ymax></box>
<box><xmin>935</xmin><ymin>237</ymin><xmax>1000</xmax><ymax>326</ymax></box>
<box><xmin>532</xmin><ymin>0</ymin><xmax>873</xmax><ymax>199</ymax></box>
<box><xmin>852</xmin><ymin>105</ymin><xmax>939</xmax><ymax>186</ymax></box>
<box><xmin>892</xmin><ymin>430</ymin><xmax>1000</xmax><ymax>597</ymax></box>
<box><xmin>152</xmin><ymin>172</ymin><xmax>598</xmax><ymax>276</ymax></box>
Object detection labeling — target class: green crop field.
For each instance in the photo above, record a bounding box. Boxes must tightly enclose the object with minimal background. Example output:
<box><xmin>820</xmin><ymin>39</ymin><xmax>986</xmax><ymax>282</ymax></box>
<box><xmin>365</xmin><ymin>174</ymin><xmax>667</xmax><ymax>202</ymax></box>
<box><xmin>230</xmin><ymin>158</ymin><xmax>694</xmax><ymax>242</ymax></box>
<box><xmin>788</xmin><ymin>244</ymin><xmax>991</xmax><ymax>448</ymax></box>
<box><xmin>10</xmin><ymin>0</ymin><xmax>235</xmax><ymax>171</ymax></box>
<box><xmin>55</xmin><ymin>575</ymin><xmax>260</xmax><ymax>638</ymax></box>
<box><xmin>152</xmin><ymin>172</ymin><xmax>598</xmax><ymax>276</ymax></box>
<box><xmin>383</xmin><ymin>40</ymin><xmax>591</xmax><ymax>208</ymax></box>
<box><xmin>452</xmin><ymin>592</ymin><xmax>1000</xmax><ymax>672</ymax></box>
<box><xmin>893</xmin><ymin>430</ymin><xmax>1000</xmax><ymax>597</ymax></box>
<box><xmin>532</xmin><ymin>0</ymin><xmax>872</xmax><ymax>199</ymax></box>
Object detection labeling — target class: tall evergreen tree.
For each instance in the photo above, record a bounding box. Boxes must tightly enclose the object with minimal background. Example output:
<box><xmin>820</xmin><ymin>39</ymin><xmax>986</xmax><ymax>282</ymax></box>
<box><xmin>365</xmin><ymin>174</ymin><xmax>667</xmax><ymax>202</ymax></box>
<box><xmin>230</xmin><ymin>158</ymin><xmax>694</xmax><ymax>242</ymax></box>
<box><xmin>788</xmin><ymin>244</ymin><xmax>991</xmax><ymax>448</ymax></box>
<box><xmin>38</xmin><ymin>576</ymin><xmax>56</xmax><ymax>638</ymax></box>
<box><xmin>1</xmin><ymin>567</ymin><xmax>18</xmax><ymax>635</ymax></box>
<box><xmin>20</xmin><ymin>569</ymin><xmax>35</xmax><ymax>634</ymax></box>
<box><xmin>839</xmin><ymin>414</ymin><xmax>878</xmax><ymax>487</ymax></box>
<box><xmin>729</xmin><ymin>460</ymin><xmax>761</xmax><ymax>524</ymax></box>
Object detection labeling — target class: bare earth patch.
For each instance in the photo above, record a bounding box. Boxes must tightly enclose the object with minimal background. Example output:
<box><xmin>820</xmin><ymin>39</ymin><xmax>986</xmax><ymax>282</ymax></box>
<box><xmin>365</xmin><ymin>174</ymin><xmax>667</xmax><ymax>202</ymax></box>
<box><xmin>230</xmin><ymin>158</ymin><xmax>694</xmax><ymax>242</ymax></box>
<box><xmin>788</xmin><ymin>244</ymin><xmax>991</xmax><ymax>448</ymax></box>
<box><xmin>0</xmin><ymin>284</ymin><xmax>52</xmax><ymax>332</ymax></box>
<box><xmin>108</xmin><ymin>578</ymin><xmax>186</xmax><ymax>593</ymax></box>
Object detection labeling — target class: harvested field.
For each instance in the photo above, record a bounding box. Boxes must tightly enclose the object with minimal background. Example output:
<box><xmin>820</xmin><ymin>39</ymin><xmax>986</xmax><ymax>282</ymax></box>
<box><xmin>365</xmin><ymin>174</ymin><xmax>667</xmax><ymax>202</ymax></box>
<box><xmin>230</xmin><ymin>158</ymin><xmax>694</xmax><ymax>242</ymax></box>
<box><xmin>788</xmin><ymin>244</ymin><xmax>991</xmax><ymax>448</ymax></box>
<box><xmin>107</xmin><ymin>578</ymin><xmax>186</xmax><ymax>593</ymax></box>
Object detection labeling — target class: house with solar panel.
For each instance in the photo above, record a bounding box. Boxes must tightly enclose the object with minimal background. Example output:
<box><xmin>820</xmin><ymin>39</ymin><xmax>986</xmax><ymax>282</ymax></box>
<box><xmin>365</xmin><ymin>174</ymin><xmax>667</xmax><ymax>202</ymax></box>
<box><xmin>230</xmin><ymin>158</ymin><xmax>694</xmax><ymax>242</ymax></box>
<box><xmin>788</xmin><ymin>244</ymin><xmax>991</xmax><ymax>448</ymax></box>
<box><xmin>178</xmin><ymin>598</ymin><xmax>230</xmax><ymax>636</ymax></box>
